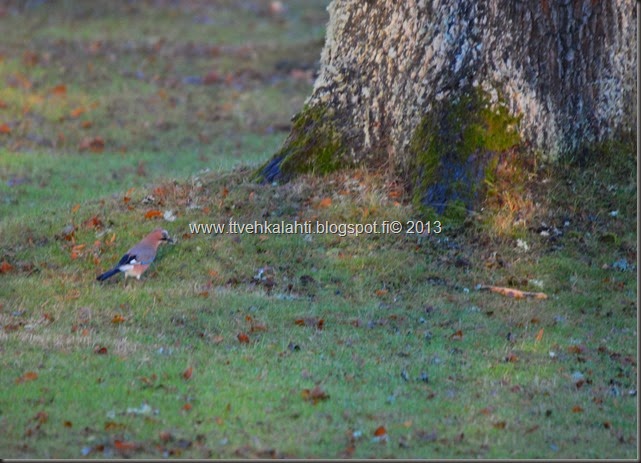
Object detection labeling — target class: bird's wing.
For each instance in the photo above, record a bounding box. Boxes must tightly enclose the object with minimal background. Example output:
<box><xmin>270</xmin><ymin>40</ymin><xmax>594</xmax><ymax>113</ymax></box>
<box><xmin>127</xmin><ymin>244</ymin><xmax>157</xmax><ymax>265</ymax></box>
<box><xmin>116</xmin><ymin>253</ymin><xmax>139</xmax><ymax>267</ymax></box>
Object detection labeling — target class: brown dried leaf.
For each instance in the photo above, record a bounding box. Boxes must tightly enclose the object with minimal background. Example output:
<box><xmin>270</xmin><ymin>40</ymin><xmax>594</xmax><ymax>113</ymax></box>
<box><xmin>50</xmin><ymin>84</ymin><xmax>67</xmax><ymax>96</ymax></box>
<box><xmin>16</xmin><ymin>371</ymin><xmax>38</xmax><ymax>384</ymax></box>
<box><xmin>114</xmin><ymin>440</ymin><xmax>136</xmax><ymax>451</ymax></box>
<box><xmin>82</xmin><ymin>215</ymin><xmax>104</xmax><ymax>230</ymax></box>
<box><xmin>78</xmin><ymin>136</ymin><xmax>104</xmax><ymax>152</ymax></box>
<box><xmin>568</xmin><ymin>344</ymin><xmax>586</xmax><ymax>355</ymax></box>
<box><xmin>111</xmin><ymin>314</ymin><xmax>126</xmax><ymax>324</ymax></box>
<box><xmin>70</xmin><ymin>106</ymin><xmax>86</xmax><ymax>118</ymax></box>
<box><xmin>144</xmin><ymin>209</ymin><xmax>163</xmax><ymax>219</ymax></box>
<box><xmin>0</xmin><ymin>260</ymin><xmax>14</xmax><ymax>274</ymax></box>
<box><xmin>302</xmin><ymin>385</ymin><xmax>330</xmax><ymax>404</ymax></box>
<box><xmin>94</xmin><ymin>346</ymin><xmax>108</xmax><ymax>355</ymax></box>
<box><xmin>294</xmin><ymin>317</ymin><xmax>324</xmax><ymax>330</ymax></box>
<box><xmin>373</xmin><ymin>425</ymin><xmax>387</xmax><ymax>436</ymax></box>
<box><xmin>505</xmin><ymin>352</ymin><xmax>519</xmax><ymax>363</ymax></box>
<box><xmin>535</xmin><ymin>328</ymin><xmax>544</xmax><ymax>343</ymax></box>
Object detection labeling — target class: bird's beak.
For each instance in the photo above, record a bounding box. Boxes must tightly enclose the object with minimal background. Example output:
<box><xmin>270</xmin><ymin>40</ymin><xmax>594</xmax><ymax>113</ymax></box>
<box><xmin>165</xmin><ymin>236</ymin><xmax>175</xmax><ymax>244</ymax></box>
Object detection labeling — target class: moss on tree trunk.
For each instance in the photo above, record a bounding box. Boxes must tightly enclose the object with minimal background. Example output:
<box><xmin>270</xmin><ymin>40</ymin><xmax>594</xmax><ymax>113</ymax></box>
<box><xmin>256</xmin><ymin>0</ymin><xmax>635</xmax><ymax>217</ymax></box>
<box><xmin>258</xmin><ymin>104</ymin><xmax>348</xmax><ymax>183</ymax></box>
<box><xmin>409</xmin><ymin>88</ymin><xmax>521</xmax><ymax>219</ymax></box>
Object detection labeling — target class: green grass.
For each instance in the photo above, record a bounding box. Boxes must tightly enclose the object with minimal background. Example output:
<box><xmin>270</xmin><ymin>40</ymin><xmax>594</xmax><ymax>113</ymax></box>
<box><xmin>0</xmin><ymin>1</ymin><xmax>637</xmax><ymax>459</ymax></box>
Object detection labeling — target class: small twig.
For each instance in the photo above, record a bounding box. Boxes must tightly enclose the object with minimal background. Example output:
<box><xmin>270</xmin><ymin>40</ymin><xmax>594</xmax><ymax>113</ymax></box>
<box><xmin>476</xmin><ymin>284</ymin><xmax>548</xmax><ymax>300</ymax></box>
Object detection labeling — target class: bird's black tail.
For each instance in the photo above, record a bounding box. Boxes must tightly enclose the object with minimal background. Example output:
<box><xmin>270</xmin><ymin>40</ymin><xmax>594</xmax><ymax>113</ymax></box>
<box><xmin>97</xmin><ymin>268</ymin><xmax>120</xmax><ymax>281</ymax></box>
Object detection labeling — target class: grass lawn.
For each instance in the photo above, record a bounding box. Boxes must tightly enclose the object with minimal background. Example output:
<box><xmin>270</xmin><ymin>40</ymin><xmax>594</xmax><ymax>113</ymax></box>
<box><xmin>0</xmin><ymin>1</ymin><xmax>637</xmax><ymax>459</ymax></box>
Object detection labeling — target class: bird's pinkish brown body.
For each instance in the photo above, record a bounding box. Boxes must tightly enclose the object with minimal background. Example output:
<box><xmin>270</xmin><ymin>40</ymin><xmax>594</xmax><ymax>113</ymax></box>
<box><xmin>97</xmin><ymin>228</ymin><xmax>173</xmax><ymax>281</ymax></box>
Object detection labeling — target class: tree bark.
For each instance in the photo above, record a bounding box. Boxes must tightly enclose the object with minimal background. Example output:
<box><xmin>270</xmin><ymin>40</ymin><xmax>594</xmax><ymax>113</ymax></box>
<box><xmin>259</xmin><ymin>0</ymin><xmax>635</xmax><ymax>213</ymax></box>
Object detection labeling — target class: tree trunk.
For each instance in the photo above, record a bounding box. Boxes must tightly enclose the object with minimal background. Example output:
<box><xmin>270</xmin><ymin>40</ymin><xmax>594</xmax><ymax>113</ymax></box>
<box><xmin>258</xmin><ymin>0</ymin><xmax>636</xmax><ymax>215</ymax></box>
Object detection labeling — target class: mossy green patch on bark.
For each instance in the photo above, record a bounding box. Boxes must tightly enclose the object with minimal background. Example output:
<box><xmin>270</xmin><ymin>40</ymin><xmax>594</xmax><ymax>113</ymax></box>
<box><xmin>408</xmin><ymin>88</ymin><xmax>522</xmax><ymax>222</ymax></box>
<box><xmin>256</xmin><ymin>104</ymin><xmax>347</xmax><ymax>183</ymax></box>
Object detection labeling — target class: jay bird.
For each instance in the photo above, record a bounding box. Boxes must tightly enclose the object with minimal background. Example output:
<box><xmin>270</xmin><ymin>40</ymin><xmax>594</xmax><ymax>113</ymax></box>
<box><xmin>97</xmin><ymin>228</ymin><xmax>174</xmax><ymax>281</ymax></box>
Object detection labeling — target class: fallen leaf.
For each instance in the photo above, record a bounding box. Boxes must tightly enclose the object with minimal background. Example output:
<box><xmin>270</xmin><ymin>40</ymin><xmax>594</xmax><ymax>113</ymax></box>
<box><xmin>571</xmin><ymin>405</ymin><xmax>584</xmax><ymax>413</ymax></box>
<box><xmin>493</xmin><ymin>421</ymin><xmax>507</xmax><ymax>429</ymax></box>
<box><xmin>94</xmin><ymin>346</ymin><xmax>108</xmax><ymax>355</ymax></box>
<box><xmin>50</xmin><ymin>84</ymin><xmax>67</xmax><ymax>96</ymax></box>
<box><xmin>15</xmin><ymin>371</ymin><xmax>38</xmax><ymax>384</ymax></box>
<box><xmin>34</xmin><ymin>411</ymin><xmax>48</xmax><ymax>424</ymax></box>
<box><xmin>144</xmin><ymin>210</ymin><xmax>163</xmax><ymax>219</ymax></box>
<box><xmin>81</xmin><ymin>120</ymin><xmax>92</xmax><ymax>129</ymax></box>
<box><xmin>505</xmin><ymin>352</ymin><xmax>519</xmax><ymax>363</ymax></box>
<box><xmin>535</xmin><ymin>328</ymin><xmax>544</xmax><ymax>343</ymax></box>
<box><xmin>70</xmin><ymin>106</ymin><xmax>86</xmax><ymax>118</ymax></box>
<box><xmin>70</xmin><ymin>244</ymin><xmax>85</xmax><ymax>260</ymax></box>
<box><xmin>182</xmin><ymin>403</ymin><xmax>192</xmax><ymax>411</ymax></box>
<box><xmin>123</xmin><ymin>187</ymin><xmax>135</xmax><ymax>204</ymax></box>
<box><xmin>22</xmin><ymin>51</ymin><xmax>38</xmax><ymax>66</ymax></box>
<box><xmin>389</xmin><ymin>188</ymin><xmax>403</xmax><ymax>199</ymax></box>
<box><xmin>78</xmin><ymin>136</ymin><xmax>104</xmax><ymax>152</ymax></box>
<box><xmin>373</xmin><ymin>425</ymin><xmax>387</xmax><ymax>437</ymax></box>
<box><xmin>249</xmin><ymin>323</ymin><xmax>267</xmax><ymax>333</ymax></box>
<box><xmin>0</xmin><ymin>123</ymin><xmax>11</xmax><ymax>134</ymax></box>
<box><xmin>374</xmin><ymin>289</ymin><xmax>388</xmax><ymax>297</ymax></box>
<box><xmin>82</xmin><ymin>215</ymin><xmax>103</xmax><ymax>229</ymax></box>
<box><xmin>0</xmin><ymin>260</ymin><xmax>14</xmax><ymax>273</ymax></box>
<box><xmin>237</xmin><ymin>332</ymin><xmax>250</xmax><ymax>344</ymax></box>
<box><xmin>302</xmin><ymin>385</ymin><xmax>330</xmax><ymax>404</ymax></box>
<box><xmin>203</xmin><ymin>70</ymin><xmax>222</xmax><ymax>85</ymax></box>
<box><xmin>294</xmin><ymin>317</ymin><xmax>324</xmax><ymax>330</ymax></box>
<box><xmin>114</xmin><ymin>440</ymin><xmax>136</xmax><ymax>451</ymax></box>
<box><xmin>567</xmin><ymin>344</ymin><xmax>586</xmax><ymax>355</ymax></box>
<box><xmin>182</xmin><ymin>366</ymin><xmax>193</xmax><ymax>380</ymax></box>
<box><xmin>104</xmin><ymin>421</ymin><xmax>123</xmax><ymax>431</ymax></box>
<box><xmin>111</xmin><ymin>314</ymin><xmax>126</xmax><ymax>324</ymax></box>
<box><xmin>450</xmin><ymin>329</ymin><xmax>463</xmax><ymax>340</ymax></box>
<box><xmin>317</xmin><ymin>197</ymin><xmax>332</xmax><ymax>208</ymax></box>
<box><xmin>64</xmin><ymin>420</ymin><xmax>73</xmax><ymax>428</ymax></box>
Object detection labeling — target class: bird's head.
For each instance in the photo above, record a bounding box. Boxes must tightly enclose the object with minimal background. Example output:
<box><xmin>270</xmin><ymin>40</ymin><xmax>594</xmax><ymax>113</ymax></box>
<box><xmin>151</xmin><ymin>228</ymin><xmax>175</xmax><ymax>244</ymax></box>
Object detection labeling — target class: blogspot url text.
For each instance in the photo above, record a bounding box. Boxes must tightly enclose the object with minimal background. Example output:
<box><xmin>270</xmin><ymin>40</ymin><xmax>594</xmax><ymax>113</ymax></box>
<box><xmin>189</xmin><ymin>219</ymin><xmax>442</xmax><ymax>237</ymax></box>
